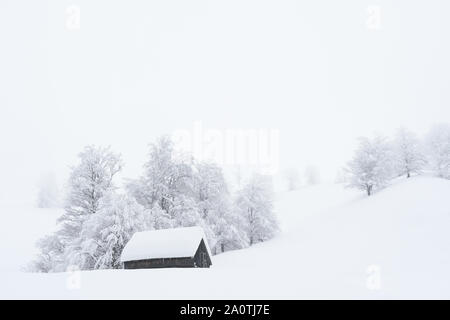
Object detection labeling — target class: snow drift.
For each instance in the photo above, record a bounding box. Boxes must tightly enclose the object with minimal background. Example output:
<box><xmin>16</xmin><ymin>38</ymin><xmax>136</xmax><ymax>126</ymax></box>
<box><xmin>1</xmin><ymin>176</ymin><xmax>450</xmax><ymax>299</ymax></box>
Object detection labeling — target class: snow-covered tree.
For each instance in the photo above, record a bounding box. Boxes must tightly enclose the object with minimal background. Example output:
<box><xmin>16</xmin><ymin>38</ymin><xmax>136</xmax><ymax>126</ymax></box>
<box><xmin>393</xmin><ymin>127</ymin><xmax>426</xmax><ymax>178</ymax></box>
<box><xmin>170</xmin><ymin>194</ymin><xmax>203</xmax><ymax>228</ymax></box>
<box><xmin>128</xmin><ymin>141</ymin><xmax>249</xmax><ymax>254</ymax></box>
<box><xmin>211</xmin><ymin>208</ymin><xmax>248</xmax><ymax>254</ymax></box>
<box><xmin>283</xmin><ymin>167</ymin><xmax>301</xmax><ymax>191</ymax></box>
<box><xmin>47</xmin><ymin>146</ymin><xmax>122</xmax><ymax>271</ymax></box>
<box><xmin>127</xmin><ymin>137</ymin><xmax>229</xmax><ymax>245</ymax></box>
<box><xmin>192</xmin><ymin>162</ymin><xmax>247</xmax><ymax>253</ymax></box>
<box><xmin>335</xmin><ymin>168</ymin><xmax>348</xmax><ymax>184</ymax></box>
<box><xmin>31</xmin><ymin>234</ymin><xmax>65</xmax><ymax>272</ymax></box>
<box><xmin>36</xmin><ymin>172</ymin><xmax>61</xmax><ymax>208</ymax></box>
<box><xmin>147</xmin><ymin>203</ymin><xmax>174</xmax><ymax>230</ymax></box>
<box><xmin>127</xmin><ymin>136</ymin><xmax>194</xmax><ymax>220</ymax></box>
<box><xmin>193</xmin><ymin>162</ymin><xmax>227</xmax><ymax>220</ymax></box>
<box><xmin>426</xmin><ymin>123</ymin><xmax>450</xmax><ymax>179</ymax></box>
<box><xmin>304</xmin><ymin>165</ymin><xmax>320</xmax><ymax>186</ymax></box>
<box><xmin>346</xmin><ymin>136</ymin><xmax>394</xmax><ymax>196</ymax></box>
<box><xmin>235</xmin><ymin>174</ymin><xmax>278</xmax><ymax>246</ymax></box>
<box><xmin>79</xmin><ymin>192</ymin><xmax>150</xmax><ymax>269</ymax></box>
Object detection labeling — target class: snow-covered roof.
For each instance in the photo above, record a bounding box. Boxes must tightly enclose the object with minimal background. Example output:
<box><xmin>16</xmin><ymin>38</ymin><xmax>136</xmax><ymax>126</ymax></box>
<box><xmin>120</xmin><ymin>226</ymin><xmax>212</xmax><ymax>262</ymax></box>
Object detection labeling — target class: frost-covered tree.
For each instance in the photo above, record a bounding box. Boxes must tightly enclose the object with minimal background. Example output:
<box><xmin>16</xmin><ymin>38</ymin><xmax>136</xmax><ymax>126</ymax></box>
<box><xmin>346</xmin><ymin>136</ymin><xmax>394</xmax><ymax>196</ymax></box>
<box><xmin>304</xmin><ymin>165</ymin><xmax>320</xmax><ymax>186</ymax></box>
<box><xmin>128</xmin><ymin>141</ymin><xmax>249</xmax><ymax>254</ymax></box>
<box><xmin>60</xmin><ymin>146</ymin><xmax>123</xmax><ymax>270</ymax></box>
<box><xmin>393</xmin><ymin>127</ymin><xmax>426</xmax><ymax>178</ymax></box>
<box><xmin>36</xmin><ymin>172</ymin><xmax>61</xmax><ymax>208</ymax></box>
<box><xmin>79</xmin><ymin>192</ymin><xmax>150</xmax><ymax>269</ymax></box>
<box><xmin>335</xmin><ymin>168</ymin><xmax>348</xmax><ymax>184</ymax></box>
<box><xmin>211</xmin><ymin>208</ymin><xmax>248</xmax><ymax>254</ymax></box>
<box><xmin>127</xmin><ymin>136</ymin><xmax>194</xmax><ymax>221</ymax></box>
<box><xmin>283</xmin><ymin>167</ymin><xmax>301</xmax><ymax>191</ymax></box>
<box><xmin>35</xmin><ymin>146</ymin><xmax>123</xmax><ymax>271</ymax></box>
<box><xmin>170</xmin><ymin>194</ymin><xmax>203</xmax><ymax>228</ymax></box>
<box><xmin>235</xmin><ymin>174</ymin><xmax>278</xmax><ymax>246</ymax></box>
<box><xmin>147</xmin><ymin>203</ymin><xmax>173</xmax><ymax>230</ymax></box>
<box><xmin>127</xmin><ymin>136</ymin><xmax>224</xmax><ymax>246</ymax></box>
<box><xmin>193</xmin><ymin>163</ymin><xmax>227</xmax><ymax>220</ymax></box>
<box><xmin>426</xmin><ymin>123</ymin><xmax>450</xmax><ymax>179</ymax></box>
<box><xmin>192</xmin><ymin>162</ymin><xmax>247</xmax><ymax>253</ymax></box>
<box><xmin>31</xmin><ymin>234</ymin><xmax>65</xmax><ymax>272</ymax></box>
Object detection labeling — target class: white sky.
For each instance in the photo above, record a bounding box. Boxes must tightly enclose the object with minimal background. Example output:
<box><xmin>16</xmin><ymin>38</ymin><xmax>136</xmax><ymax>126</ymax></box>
<box><xmin>1</xmin><ymin>0</ymin><xmax>450</xmax><ymax>204</ymax></box>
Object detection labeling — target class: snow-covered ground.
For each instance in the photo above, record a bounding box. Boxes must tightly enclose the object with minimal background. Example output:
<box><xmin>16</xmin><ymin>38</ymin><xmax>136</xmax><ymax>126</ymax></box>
<box><xmin>1</xmin><ymin>176</ymin><xmax>450</xmax><ymax>299</ymax></box>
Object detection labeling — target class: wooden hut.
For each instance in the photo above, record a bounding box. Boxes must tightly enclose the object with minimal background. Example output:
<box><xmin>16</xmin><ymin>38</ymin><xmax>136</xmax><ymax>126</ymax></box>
<box><xmin>121</xmin><ymin>226</ymin><xmax>212</xmax><ymax>269</ymax></box>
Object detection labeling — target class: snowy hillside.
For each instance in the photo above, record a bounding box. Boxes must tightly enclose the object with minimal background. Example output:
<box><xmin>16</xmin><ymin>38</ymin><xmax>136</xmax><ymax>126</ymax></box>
<box><xmin>1</xmin><ymin>176</ymin><xmax>450</xmax><ymax>299</ymax></box>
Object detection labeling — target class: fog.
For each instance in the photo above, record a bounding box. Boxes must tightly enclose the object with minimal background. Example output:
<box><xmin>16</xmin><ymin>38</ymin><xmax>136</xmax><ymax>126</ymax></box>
<box><xmin>1</xmin><ymin>0</ymin><xmax>449</xmax><ymax>205</ymax></box>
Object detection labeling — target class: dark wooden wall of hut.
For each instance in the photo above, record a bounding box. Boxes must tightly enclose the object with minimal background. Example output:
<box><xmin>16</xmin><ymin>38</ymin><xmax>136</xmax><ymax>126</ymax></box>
<box><xmin>123</xmin><ymin>240</ymin><xmax>212</xmax><ymax>269</ymax></box>
<box><xmin>124</xmin><ymin>257</ymin><xmax>195</xmax><ymax>269</ymax></box>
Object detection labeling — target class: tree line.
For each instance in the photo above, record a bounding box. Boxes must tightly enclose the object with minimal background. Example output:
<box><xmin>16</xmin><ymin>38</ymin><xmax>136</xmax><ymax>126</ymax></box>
<box><xmin>32</xmin><ymin>136</ymin><xmax>278</xmax><ymax>272</ymax></box>
<box><xmin>346</xmin><ymin>124</ymin><xmax>450</xmax><ymax>196</ymax></box>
